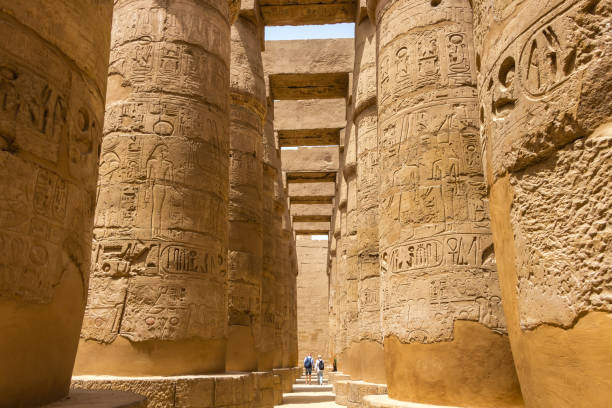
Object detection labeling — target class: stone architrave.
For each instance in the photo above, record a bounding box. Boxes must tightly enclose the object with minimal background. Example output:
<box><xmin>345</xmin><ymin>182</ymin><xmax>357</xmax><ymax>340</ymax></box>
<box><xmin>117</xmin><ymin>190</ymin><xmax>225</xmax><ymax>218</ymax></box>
<box><xmin>227</xmin><ymin>11</ymin><xmax>267</xmax><ymax>372</ymax></box>
<box><xmin>353</xmin><ymin>14</ymin><xmax>385</xmax><ymax>385</ymax></box>
<box><xmin>74</xmin><ymin>0</ymin><xmax>232</xmax><ymax>376</ymax></box>
<box><xmin>373</xmin><ymin>0</ymin><xmax>522</xmax><ymax>405</ymax></box>
<box><xmin>0</xmin><ymin>1</ymin><xmax>113</xmax><ymax>406</ymax></box>
<box><xmin>474</xmin><ymin>0</ymin><xmax>612</xmax><ymax>405</ymax></box>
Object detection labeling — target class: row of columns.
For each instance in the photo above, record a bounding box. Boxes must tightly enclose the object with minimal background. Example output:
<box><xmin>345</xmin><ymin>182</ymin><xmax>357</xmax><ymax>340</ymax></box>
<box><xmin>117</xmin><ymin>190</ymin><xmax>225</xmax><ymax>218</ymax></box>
<box><xmin>0</xmin><ymin>1</ymin><xmax>298</xmax><ymax>407</ymax></box>
<box><xmin>329</xmin><ymin>0</ymin><xmax>610</xmax><ymax>407</ymax></box>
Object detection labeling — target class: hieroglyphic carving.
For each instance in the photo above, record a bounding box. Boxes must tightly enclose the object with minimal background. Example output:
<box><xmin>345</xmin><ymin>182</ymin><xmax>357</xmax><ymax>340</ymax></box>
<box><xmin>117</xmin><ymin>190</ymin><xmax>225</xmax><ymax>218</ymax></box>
<box><xmin>476</xmin><ymin>0</ymin><xmax>612</xmax><ymax>329</ymax></box>
<box><xmin>227</xmin><ymin>14</ymin><xmax>266</xmax><ymax>360</ymax></box>
<box><xmin>0</xmin><ymin>19</ymin><xmax>102</xmax><ymax>304</ymax></box>
<box><xmin>82</xmin><ymin>0</ymin><xmax>230</xmax><ymax>343</ymax></box>
<box><xmin>376</xmin><ymin>0</ymin><xmax>505</xmax><ymax>344</ymax></box>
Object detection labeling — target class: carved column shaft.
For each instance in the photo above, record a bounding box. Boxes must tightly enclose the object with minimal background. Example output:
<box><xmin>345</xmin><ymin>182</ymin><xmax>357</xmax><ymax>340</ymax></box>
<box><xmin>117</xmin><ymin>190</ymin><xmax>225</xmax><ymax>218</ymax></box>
<box><xmin>374</xmin><ymin>0</ymin><xmax>521</xmax><ymax>405</ymax></box>
<box><xmin>474</xmin><ymin>0</ymin><xmax>612</xmax><ymax>405</ymax></box>
<box><xmin>75</xmin><ymin>0</ymin><xmax>231</xmax><ymax>376</ymax></box>
<box><xmin>227</xmin><ymin>11</ymin><xmax>266</xmax><ymax>372</ymax></box>
<box><xmin>354</xmin><ymin>12</ymin><xmax>385</xmax><ymax>384</ymax></box>
<box><xmin>0</xmin><ymin>1</ymin><xmax>112</xmax><ymax>405</ymax></box>
<box><xmin>260</xmin><ymin>97</ymin><xmax>277</xmax><ymax>370</ymax></box>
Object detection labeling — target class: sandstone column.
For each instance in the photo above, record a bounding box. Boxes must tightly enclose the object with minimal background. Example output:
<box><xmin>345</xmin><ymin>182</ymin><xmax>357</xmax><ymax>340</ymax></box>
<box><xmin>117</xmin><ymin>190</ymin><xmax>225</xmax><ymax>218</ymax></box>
<box><xmin>372</xmin><ymin>0</ymin><xmax>522</xmax><ymax>405</ymax></box>
<box><xmin>341</xmin><ymin>117</ymin><xmax>361</xmax><ymax>376</ymax></box>
<box><xmin>227</xmin><ymin>6</ymin><xmax>267</xmax><ymax>372</ymax></box>
<box><xmin>75</xmin><ymin>0</ymin><xmax>231</xmax><ymax>376</ymax></box>
<box><xmin>474</xmin><ymin>0</ymin><xmax>612</xmax><ymax>406</ymax></box>
<box><xmin>353</xmin><ymin>12</ymin><xmax>386</xmax><ymax>385</ymax></box>
<box><xmin>273</xmin><ymin>169</ymin><xmax>287</xmax><ymax>368</ymax></box>
<box><xmin>335</xmin><ymin>167</ymin><xmax>349</xmax><ymax>369</ymax></box>
<box><xmin>0</xmin><ymin>1</ymin><xmax>112</xmax><ymax>405</ymax></box>
<box><xmin>260</xmin><ymin>98</ymin><xmax>277</xmax><ymax>371</ymax></box>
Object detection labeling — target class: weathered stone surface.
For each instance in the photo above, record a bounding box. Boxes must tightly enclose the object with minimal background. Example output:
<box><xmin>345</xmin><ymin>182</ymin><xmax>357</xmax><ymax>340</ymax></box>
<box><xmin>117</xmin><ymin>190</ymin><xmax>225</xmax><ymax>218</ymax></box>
<box><xmin>296</xmin><ymin>237</ymin><xmax>330</xmax><ymax>360</ymax></box>
<box><xmin>353</xmin><ymin>14</ymin><xmax>386</xmax><ymax>385</ymax></box>
<box><xmin>363</xmin><ymin>394</ymin><xmax>461</xmax><ymax>408</ymax></box>
<box><xmin>259</xmin><ymin>99</ymin><xmax>277</xmax><ymax>371</ymax></box>
<box><xmin>260</xmin><ymin>0</ymin><xmax>355</xmax><ymax>26</ymax></box>
<box><xmin>289</xmin><ymin>182</ymin><xmax>336</xmax><ymax>202</ymax></box>
<box><xmin>72</xmin><ymin>374</ymin><xmax>254</xmax><ymax>408</ymax></box>
<box><xmin>281</xmin><ymin>147</ymin><xmax>339</xmax><ymax>173</ymax></box>
<box><xmin>0</xmin><ymin>1</ymin><xmax>113</xmax><ymax>406</ymax></box>
<box><xmin>294</xmin><ymin>222</ymin><xmax>332</xmax><ymax>235</ymax></box>
<box><xmin>475</xmin><ymin>0</ymin><xmax>612</xmax><ymax>406</ymax></box>
<box><xmin>344</xmin><ymin>381</ymin><xmax>387</xmax><ymax>408</ymax></box>
<box><xmin>290</xmin><ymin>204</ymin><xmax>334</xmax><ymax>221</ymax></box>
<box><xmin>227</xmin><ymin>11</ymin><xmax>267</xmax><ymax>373</ymax></box>
<box><xmin>74</xmin><ymin>0</ymin><xmax>231</xmax><ymax>376</ymax></box>
<box><xmin>275</xmin><ymin>99</ymin><xmax>346</xmax><ymax>146</ymax></box>
<box><xmin>264</xmin><ymin>39</ymin><xmax>354</xmax><ymax>99</ymax></box>
<box><xmin>42</xmin><ymin>390</ymin><xmax>145</xmax><ymax>408</ymax></box>
<box><xmin>373</xmin><ymin>0</ymin><xmax>521</xmax><ymax>405</ymax></box>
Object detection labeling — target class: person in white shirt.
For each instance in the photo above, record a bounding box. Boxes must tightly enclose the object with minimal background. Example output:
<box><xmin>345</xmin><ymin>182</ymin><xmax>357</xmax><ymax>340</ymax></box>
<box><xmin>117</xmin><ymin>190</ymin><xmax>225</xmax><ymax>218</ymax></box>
<box><xmin>314</xmin><ymin>355</ymin><xmax>324</xmax><ymax>385</ymax></box>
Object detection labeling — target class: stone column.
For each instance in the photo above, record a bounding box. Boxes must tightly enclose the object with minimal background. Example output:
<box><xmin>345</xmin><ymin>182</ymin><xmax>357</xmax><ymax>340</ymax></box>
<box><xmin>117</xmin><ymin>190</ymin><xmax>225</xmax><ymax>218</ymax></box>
<box><xmin>281</xmin><ymin>204</ymin><xmax>295</xmax><ymax>367</ymax></box>
<box><xmin>273</xmin><ymin>168</ymin><xmax>286</xmax><ymax>368</ymax></box>
<box><xmin>227</xmin><ymin>6</ymin><xmax>266</xmax><ymax>372</ymax></box>
<box><xmin>353</xmin><ymin>12</ymin><xmax>386</xmax><ymax>385</ymax></box>
<box><xmin>75</xmin><ymin>0</ymin><xmax>231</xmax><ymax>376</ymax></box>
<box><xmin>341</xmin><ymin>116</ymin><xmax>361</xmax><ymax>377</ymax></box>
<box><xmin>0</xmin><ymin>1</ymin><xmax>112</xmax><ymax>406</ymax></box>
<box><xmin>332</xmin><ymin>196</ymin><xmax>343</xmax><ymax>367</ymax></box>
<box><xmin>474</xmin><ymin>0</ymin><xmax>612</xmax><ymax>406</ymax></box>
<box><xmin>260</xmin><ymin>98</ymin><xmax>277</xmax><ymax>371</ymax></box>
<box><xmin>372</xmin><ymin>0</ymin><xmax>522</xmax><ymax>405</ymax></box>
<box><xmin>328</xmin><ymin>234</ymin><xmax>338</xmax><ymax>361</ymax></box>
<box><xmin>336</xmin><ymin>168</ymin><xmax>349</xmax><ymax>370</ymax></box>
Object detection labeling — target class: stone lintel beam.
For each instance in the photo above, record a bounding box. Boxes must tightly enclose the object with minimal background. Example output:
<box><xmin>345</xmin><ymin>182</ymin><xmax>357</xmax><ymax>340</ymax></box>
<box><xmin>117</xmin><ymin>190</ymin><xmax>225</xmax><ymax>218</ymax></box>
<box><xmin>278</xmin><ymin>128</ymin><xmax>342</xmax><ymax>146</ymax></box>
<box><xmin>263</xmin><ymin>39</ymin><xmax>353</xmax><ymax>99</ymax></box>
<box><xmin>288</xmin><ymin>182</ymin><xmax>336</xmax><ymax>201</ymax></box>
<box><xmin>294</xmin><ymin>221</ymin><xmax>331</xmax><ymax>235</ymax></box>
<box><xmin>260</xmin><ymin>0</ymin><xmax>354</xmax><ymax>26</ymax></box>
<box><xmin>281</xmin><ymin>146</ymin><xmax>339</xmax><ymax>172</ymax></box>
<box><xmin>290</xmin><ymin>203</ymin><xmax>333</xmax><ymax>221</ymax></box>
<box><xmin>290</xmin><ymin>196</ymin><xmax>334</xmax><ymax>205</ymax></box>
<box><xmin>274</xmin><ymin>98</ymin><xmax>346</xmax><ymax>146</ymax></box>
<box><xmin>269</xmin><ymin>73</ymin><xmax>349</xmax><ymax>99</ymax></box>
<box><xmin>286</xmin><ymin>171</ymin><xmax>337</xmax><ymax>183</ymax></box>
<box><xmin>275</xmin><ymin>99</ymin><xmax>346</xmax><ymax>146</ymax></box>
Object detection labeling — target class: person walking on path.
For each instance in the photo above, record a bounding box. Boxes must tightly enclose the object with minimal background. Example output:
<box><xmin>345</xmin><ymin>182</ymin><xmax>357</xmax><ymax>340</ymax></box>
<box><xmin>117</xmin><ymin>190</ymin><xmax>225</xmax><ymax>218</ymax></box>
<box><xmin>315</xmin><ymin>355</ymin><xmax>325</xmax><ymax>386</ymax></box>
<box><xmin>304</xmin><ymin>353</ymin><xmax>314</xmax><ymax>385</ymax></box>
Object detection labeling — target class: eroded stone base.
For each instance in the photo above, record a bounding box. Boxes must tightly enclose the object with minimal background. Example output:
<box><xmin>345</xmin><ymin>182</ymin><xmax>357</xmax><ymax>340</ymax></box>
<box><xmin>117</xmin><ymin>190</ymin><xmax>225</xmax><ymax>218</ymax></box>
<box><xmin>72</xmin><ymin>373</ymin><xmax>257</xmax><ymax>408</ymax></box>
<box><xmin>384</xmin><ymin>322</ymin><xmax>523</xmax><ymax>408</ymax></box>
<box><xmin>335</xmin><ymin>380</ymin><xmax>386</xmax><ymax>407</ymax></box>
<box><xmin>273</xmin><ymin>367</ymin><xmax>299</xmax><ymax>394</ymax></box>
<box><xmin>42</xmin><ymin>389</ymin><xmax>145</xmax><ymax>408</ymax></box>
<box><xmin>363</xmin><ymin>394</ymin><xmax>461</xmax><ymax>408</ymax></box>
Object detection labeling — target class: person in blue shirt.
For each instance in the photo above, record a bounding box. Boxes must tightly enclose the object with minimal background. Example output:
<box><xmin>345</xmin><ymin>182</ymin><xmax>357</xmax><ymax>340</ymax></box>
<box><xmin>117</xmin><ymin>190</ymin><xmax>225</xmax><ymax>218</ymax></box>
<box><xmin>303</xmin><ymin>353</ymin><xmax>314</xmax><ymax>384</ymax></box>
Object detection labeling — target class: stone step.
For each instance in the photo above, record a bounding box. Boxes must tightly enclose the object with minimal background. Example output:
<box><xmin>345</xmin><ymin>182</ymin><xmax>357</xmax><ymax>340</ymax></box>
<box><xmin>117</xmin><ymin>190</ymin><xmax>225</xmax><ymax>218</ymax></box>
<box><xmin>295</xmin><ymin>378</ymin><xmax>329</xmax><ymax>384</ymax></box>
<box><xmin>281</xmin><ymin>391</ymin><xmax>336</xmax><ymax>404</ymax></box>
<box><xmin>292</xmin><ymin>384</ymin><xmax>333</xmax><ymax>392</ymax></box>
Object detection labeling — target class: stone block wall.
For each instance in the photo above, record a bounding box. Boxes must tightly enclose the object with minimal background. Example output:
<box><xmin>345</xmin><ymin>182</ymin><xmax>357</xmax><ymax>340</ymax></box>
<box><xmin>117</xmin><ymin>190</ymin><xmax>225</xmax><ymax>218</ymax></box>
<box><xmin>296</xmin><ymin>236</ymin><xmax>331</xmax><ymax>361</ymax></box>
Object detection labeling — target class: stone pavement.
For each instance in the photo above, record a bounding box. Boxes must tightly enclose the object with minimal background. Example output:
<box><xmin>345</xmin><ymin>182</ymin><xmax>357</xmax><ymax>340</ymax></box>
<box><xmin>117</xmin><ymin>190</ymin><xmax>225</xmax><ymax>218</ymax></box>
<box><xmin>277</xmin><ymin>374</ymin><xmax>341</xmax><ymax>408</ymax></box>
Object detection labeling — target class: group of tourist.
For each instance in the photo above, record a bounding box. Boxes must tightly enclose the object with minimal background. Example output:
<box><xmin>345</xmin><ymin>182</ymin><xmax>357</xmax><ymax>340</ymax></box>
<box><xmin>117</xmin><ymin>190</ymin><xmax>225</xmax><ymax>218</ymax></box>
<box><xmin>303</xmin><ymin>353</ymin><xmax>325</xmax><ymax>385</ymax></box>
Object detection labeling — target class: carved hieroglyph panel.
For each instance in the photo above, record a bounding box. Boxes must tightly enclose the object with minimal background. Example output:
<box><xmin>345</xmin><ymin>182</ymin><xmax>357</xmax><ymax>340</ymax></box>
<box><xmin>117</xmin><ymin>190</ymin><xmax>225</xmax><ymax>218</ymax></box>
<box><xmin>377</xmin><ymin>0</ymin><xmax>505</xmax><ymax>344</ymax></box>
<box><xmin>476</xmin><ymin>0</ymin><xmax>612</xmax><ymax>330</ymax></box>
<box><xmin>478</xmin><ymin>0</ymin><xmax>612</xmax><ymax>181</ymax></box>
<box><xmin>0</xmin><ymin>16</ymin><xmax>103</xmax><ymax>304</ymax></box>
<box><xmin>82</xmin><ymin>0</ymin><xmax>230</xmax><ymax>343</ymax></box>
